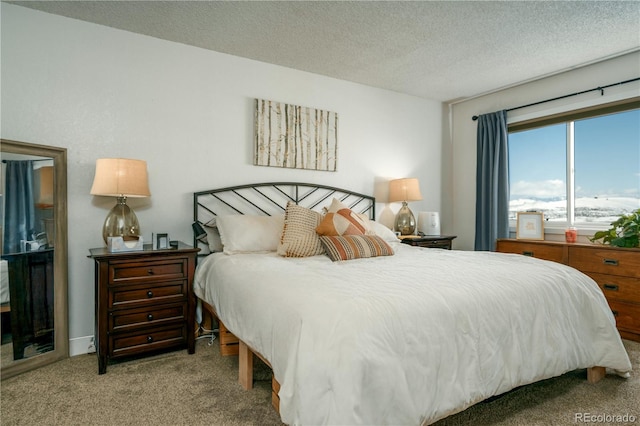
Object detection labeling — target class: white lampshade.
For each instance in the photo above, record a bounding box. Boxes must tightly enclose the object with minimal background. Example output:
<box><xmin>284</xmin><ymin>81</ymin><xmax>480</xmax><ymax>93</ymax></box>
<box><xmin>388</xmin><ymin>178</ymin><xmax>422</xmax><ymax>202</ymax></box>
<box><xmin>90</xmin><ymin>158</ymin><xmax>150</xmax><ymax>198</ymax></box>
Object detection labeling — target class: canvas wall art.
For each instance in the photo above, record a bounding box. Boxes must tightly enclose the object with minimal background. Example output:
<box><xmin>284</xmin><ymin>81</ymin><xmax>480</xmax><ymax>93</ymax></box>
<box><xmin>254</xmin><ymin>99</ymin><xmax>338</xmax><ymax>171</ymax></box>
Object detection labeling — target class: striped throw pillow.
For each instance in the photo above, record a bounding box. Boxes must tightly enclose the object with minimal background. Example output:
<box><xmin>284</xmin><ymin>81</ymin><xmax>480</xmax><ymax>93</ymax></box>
<box><xmin>319</xmin><ymin>235</ymin><xmax>394</xmax><ymax>262</ymax></box>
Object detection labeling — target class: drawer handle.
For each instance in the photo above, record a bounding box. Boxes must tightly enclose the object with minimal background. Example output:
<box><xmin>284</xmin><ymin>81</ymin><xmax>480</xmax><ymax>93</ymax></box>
<box><xmin>603</xmin><ymin>284</ymin><xmax>619</xmax><ymax>291</ymax></box>
<box><xmin>147</xmin><ymin>314</ymin><xmax>154</xmax><ymax>321</ymax></box>
<box><xmin>147</xmin><ymin>269</ymin><xmax>154</xmax><ymax>275</ymax></box>
<box><xmin>147</xmin><ymin>291</ymin><xmax>153</xmax><ymax>298</ymax></box>
<box><xmin>603</xmin><ymin>258</ymin><xmax>619</xmax><ymax>266</ymax></box>
<box><xmin>522</xmin><ymin>251</ymin><xmax>534</xmax><ymax>257</ymax></box>
<box><xmin>147</xmin><ymin>336</ymin><xmax>153</xmax><ymax>343</ymax></box>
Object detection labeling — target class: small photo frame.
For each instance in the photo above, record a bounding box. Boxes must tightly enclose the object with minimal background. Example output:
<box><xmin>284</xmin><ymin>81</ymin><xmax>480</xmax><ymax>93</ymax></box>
<box><xmin>153</xmin><ymin>233</ymin><xmax>170</xmax><ymax>250</ymax></box>
<box><xmin>516</xmin><ymin>212</ymin><xmax>544</xmax><ymax>240</ymax></box>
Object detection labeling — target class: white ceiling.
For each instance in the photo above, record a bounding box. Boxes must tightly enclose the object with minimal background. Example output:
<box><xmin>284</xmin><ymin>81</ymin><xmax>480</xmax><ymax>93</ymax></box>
<box><xmin>7</xmin><ymin>1</ymin><xmax>640</xmax><ymax>102</ymax></box>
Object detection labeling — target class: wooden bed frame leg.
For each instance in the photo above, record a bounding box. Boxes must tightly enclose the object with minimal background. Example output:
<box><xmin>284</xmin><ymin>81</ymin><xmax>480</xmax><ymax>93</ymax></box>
<box><xmin>239</xmin><ymin>340</ymin><xmax>254</xmax><ymax>390</ymax></box>
<box><xmin>587</xmin><ymin>366</ymin><xmax>606</xmax><ymax>383</ymax></box>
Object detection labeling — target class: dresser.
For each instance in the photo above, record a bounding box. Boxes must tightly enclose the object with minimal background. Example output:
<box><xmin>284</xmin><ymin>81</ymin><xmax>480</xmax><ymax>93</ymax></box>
<box><xmin>496</xmin><ymin>239</ymin><xmax>640</xmax><ymax>342</ymax></box>
<box><xmin>400</xmin><ymin>235</ymin><xmax>457</xmax><ymax>250</ymax></box>
<box><xmin>89</xmin><ymin>242</ymin><xmax>199</xmax><ymax>373</ymax></box>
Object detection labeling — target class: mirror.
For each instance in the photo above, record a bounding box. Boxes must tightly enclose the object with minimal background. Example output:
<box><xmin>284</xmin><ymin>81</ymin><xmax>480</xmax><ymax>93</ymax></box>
<box><xmin>1</xmin><ymin>139</ymin><xmax>68</xmax><ymax>379</ymax></box>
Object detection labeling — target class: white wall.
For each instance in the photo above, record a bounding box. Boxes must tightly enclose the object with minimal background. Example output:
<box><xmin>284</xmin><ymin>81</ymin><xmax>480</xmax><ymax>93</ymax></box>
<box><xmin>1</xmin><ymin>4</ymin><xmax>443</xmax><ymax>354</ymax></box>
<box><xmin>448</xmin><ymin>51</ymin><xmax>640</xmax><ymax>251</ymax></box>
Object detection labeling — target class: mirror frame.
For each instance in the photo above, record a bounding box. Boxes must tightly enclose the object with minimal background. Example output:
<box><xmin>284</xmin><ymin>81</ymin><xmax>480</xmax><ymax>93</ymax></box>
<box><xmin>1</xmin><ymin>139</ymin><xmax>68</xmax><ymax>379</ymax></box>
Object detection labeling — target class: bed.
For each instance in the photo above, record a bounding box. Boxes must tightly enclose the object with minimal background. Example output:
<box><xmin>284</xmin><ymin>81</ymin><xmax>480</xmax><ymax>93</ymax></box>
<box><xmin>192</xmin><ymin>182</ymin><xmax>632</xmax><ymax>425</ymax></box>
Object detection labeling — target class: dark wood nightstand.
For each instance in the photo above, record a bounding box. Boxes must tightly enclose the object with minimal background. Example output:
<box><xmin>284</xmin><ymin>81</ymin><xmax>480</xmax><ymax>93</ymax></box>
<box><xmin>400</xmin><ymin>235</ymin><xmax>457</xmax><ymax>250</ymax></box>
<box><xmin>88</xmin><ymin>242</ymin><xmax>199</xmax><ymax>374</ymax></box>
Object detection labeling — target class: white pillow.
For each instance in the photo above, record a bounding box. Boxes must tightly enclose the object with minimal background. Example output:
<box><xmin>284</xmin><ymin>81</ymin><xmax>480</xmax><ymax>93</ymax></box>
<box><xmin>368</xmin><ymin>221</ymin><xmax>400</xmax><ymax>243</ymax></box>
<box><xmin>203</xmin><ymin>219</ymin><xmax>223</xmax><ymax>253</ymax></box>
<box><xmin>216</xmin><ymin>214</ymin><xmax>285</xmax><ymax>254</ymax></box>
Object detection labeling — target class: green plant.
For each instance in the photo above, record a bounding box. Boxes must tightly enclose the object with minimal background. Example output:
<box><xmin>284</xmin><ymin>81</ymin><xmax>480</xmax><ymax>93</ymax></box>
<box><xmin>589</xmin><ymin>209</ymin><xmax>640</xmax><ymax>248</ymax></box>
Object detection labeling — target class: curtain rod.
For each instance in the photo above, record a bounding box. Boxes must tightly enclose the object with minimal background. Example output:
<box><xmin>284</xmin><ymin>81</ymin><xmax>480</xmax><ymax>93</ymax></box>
<box><xmin>2</xmin><ymin>159</ymin><xmax>51</xmax><ymax>163</ymax></box>
<box><xmin>471</xmin><ymin>77</ymin><xmax>640</xmax><ymax>121</ymax></box>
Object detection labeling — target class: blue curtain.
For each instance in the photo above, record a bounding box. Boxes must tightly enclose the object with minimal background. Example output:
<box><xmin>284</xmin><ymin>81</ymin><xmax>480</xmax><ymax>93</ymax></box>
<box><xmin>3</xmin><ymin>160</ymin><xmax>36</xmax><ymax>254</ymax></box>
<box><xmin>474</xmin><ymin>111</ymin><xmax>509</xmax><ymax>251</ymax></box>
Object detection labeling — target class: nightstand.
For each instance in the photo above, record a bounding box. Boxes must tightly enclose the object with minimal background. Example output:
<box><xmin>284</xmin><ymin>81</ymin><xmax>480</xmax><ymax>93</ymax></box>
<box><xmin>88</xmin><ymin>242</ymin><xmax>199</xmax><ymax>374</ymax></box>
<box><xmin>400</xmin><ymin>235</ymin><xmax>457</xmax><ymax>250</ymax></box>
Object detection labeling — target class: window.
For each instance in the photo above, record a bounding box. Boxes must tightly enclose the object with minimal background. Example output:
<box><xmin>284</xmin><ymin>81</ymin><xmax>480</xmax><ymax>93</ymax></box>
<box><xmin>508</xmin><ymin>101</ymin><xmax>640</xmax><ymax>228</ymax></box>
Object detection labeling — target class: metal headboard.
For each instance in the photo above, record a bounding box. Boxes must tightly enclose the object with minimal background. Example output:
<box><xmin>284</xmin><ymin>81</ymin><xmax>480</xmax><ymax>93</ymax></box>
<box><xmin>193</xmin><ymin>182</ymin><xmax>375</xmax><ymax>254</ymax></box>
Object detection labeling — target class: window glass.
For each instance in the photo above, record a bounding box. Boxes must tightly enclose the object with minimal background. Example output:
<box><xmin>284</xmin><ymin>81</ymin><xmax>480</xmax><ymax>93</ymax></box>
<box><xmin>508</xmin><ymin>107</ymin><xmax>639</xmax><ymax>227</ymax></box>
<box><xmin>508</xmin><ymin>124</ymin><xmax>567</xmax><ymax>222</ymax></box>
<box><xmin>574</xmin><ymin>110</ymin><xmax>640</xmax><ymax>224</ymax></box>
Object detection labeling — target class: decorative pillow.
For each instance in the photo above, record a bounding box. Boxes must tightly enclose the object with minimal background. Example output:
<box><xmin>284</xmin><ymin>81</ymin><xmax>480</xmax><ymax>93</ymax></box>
<box><xmin>316</xmin><ymin>209</ymin><xmax>368</xmax><ymax>236</ymax></box>
<box><xmin>368</xmin><ymin>221</ymin><xmax>400</xmax><ymax>243</ymax></box>
<box><xmin>216</xmin><ymin>214</ymin><xmax>285</xmax><ymax>254</ymax></box>
<box><xmin>277</xmin><ymin>202</ymin><xmax>324</xmax><ymax>257</ymax></box>
<box><xmin>319</xmin><ymin>235</ymin><xmax>394</xmax><ymax>262</ymax></box>
<box><xmin>316</xmin><ymin>198</ymin><xmax>371</xmax><ymax>236</ymax></box>
<box><xmin>203</xmin><ymin>219</ymin><xmax>224</xmax><ymax>252</ymax></box>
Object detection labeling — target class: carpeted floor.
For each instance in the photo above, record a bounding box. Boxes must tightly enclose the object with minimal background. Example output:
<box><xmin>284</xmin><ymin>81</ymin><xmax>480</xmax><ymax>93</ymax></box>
<box><xmin>1</xmin><ymin>337</ymin><xmax>638</xmax><ymax>425</ymax></box>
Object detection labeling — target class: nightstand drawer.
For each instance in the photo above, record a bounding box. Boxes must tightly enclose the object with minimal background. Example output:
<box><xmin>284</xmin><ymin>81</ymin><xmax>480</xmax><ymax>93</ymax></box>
<box><xmin>111</xmin><ymin>304</ymin><xmax>186</xmax><ymax>332</ymax></box>
<box><xmin>582</xmin><ymin>272</ymin><xmax>640</xmax><ymax>304</ymax></box>
<box><xmin>110</xmin><ymin>281</ymin><xmax>186</xmax><ymax>308</ymax></box>
<box><xmin>401</xmin><ymin>235</ymin><xmax>456</xmax><ymax>250</ymax></box>
<box><xmin>414</xmin><ymin>240</ymin><xmax>450</xmax><ymax>249</ymax></box>
<box><xmin>568</xmin><ymin>246</ymin><xmax>640</xmax><ymax>278</ymax></box>
<box><xmin>110</xmin><ymin>259</ymin><xmax>187</xmax><ymax>284</ymax></box>
<box><xmin>110</xmin><ymin>324</ymin><xmax>187</xmax><ymax>358</ymax></box>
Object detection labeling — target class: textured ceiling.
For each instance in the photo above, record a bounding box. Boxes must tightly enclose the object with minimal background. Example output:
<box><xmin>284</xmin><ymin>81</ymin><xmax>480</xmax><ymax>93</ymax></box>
<box><xmin>7</xmin><ymin>1</ymin><xmax>640</xmax><ymax>101</ymax></box>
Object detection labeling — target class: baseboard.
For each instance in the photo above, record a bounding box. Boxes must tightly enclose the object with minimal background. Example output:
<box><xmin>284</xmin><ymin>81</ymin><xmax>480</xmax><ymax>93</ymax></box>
<box><xmin>69</xmin><ymin>335</ymin><xmax>95</xmax><ymax>357</ymax></box>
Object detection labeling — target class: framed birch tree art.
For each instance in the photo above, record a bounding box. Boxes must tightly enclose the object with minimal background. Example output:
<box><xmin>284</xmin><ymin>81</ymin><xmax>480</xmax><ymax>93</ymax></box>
<box><xmin>254</xmin><ymin>99</ymin><xmax>338</xmax><ymax>171</ymax></box>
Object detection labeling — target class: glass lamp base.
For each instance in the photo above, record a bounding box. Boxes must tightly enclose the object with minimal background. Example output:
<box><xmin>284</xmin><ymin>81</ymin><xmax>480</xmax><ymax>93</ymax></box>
<box><xmin>102</xmin><ymin>197</ymin><xmax>141</xmax><ymax>244</ymax></box>
<box><xmin>395</xmin><ymin>202</ymin><xmax>416</xmax><ymax>235</ymax></box>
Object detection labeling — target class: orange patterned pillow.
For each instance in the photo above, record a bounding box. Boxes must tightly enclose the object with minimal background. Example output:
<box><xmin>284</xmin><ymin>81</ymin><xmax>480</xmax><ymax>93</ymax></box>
<box><xmin>316</xmin><ymin>208</ymin><xmax>368</xmax><ymax>236</ymax></box>
<box><xmin>316</xmin><ymin>198</ymin><xmax>370</xmax><ymax>236</ymax></box>
<box><xmin>319</xmin><ymin>235</ymin><xmax>394</xmax><ymax>262</ymax></box>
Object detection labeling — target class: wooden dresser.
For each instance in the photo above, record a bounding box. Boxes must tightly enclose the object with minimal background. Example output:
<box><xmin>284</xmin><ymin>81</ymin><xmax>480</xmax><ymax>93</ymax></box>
<box><xmin>496</xmin><ymin>239</ymin><xmax>640</xmax><ymax>342</ymax></box>
<box><xmin>89</xmin><ymin>242</ymin><xmax>199</xmax><ymax>373</ymax></box>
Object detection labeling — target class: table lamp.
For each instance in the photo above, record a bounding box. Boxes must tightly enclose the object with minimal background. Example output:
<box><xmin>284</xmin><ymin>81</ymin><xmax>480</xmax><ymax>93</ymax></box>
<box><xmin>389</xmin><ymin>178</ymin><xmax>422</xmax><ymax>235</ymax></box>
<box><xmin>90</xmin><ymin>158</ymin><xmax>150</xmax><ymax>244</ymax></box>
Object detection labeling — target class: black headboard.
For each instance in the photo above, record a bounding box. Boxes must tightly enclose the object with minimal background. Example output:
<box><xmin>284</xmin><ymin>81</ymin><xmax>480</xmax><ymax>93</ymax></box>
<box><xmin>193</xmin><ymin>182</ymin><xmax>375</xmax><ymax>254</ymax></box>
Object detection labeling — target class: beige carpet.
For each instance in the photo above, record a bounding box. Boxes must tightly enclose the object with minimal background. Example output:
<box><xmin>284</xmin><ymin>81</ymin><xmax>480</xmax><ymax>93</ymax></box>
<box><xmin>1</xmin><ymin>337</ymin><xmax>638</xmax><ymax>425</ymax></box>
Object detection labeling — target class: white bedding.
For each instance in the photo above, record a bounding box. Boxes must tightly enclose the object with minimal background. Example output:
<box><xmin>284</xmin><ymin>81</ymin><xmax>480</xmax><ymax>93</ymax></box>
<box><xmin>194</xmin><ymin>243</ymin><xmax>632</xmax><ymax>425</ymax></box>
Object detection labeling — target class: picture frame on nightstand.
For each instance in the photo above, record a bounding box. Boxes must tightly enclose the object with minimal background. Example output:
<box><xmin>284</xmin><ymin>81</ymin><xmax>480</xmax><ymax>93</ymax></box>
<box><xmin>516</xmin><ymin>212</ymin><xmax>544</xmax><ymax>240</ymax></box>
<box><xmin>153</xmin><ymin>233</ymin><xmax>170</xmax><ymax>250</ymax></box>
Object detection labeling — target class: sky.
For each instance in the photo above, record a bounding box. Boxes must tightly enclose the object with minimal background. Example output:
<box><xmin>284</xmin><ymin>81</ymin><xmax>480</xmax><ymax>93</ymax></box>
<box><xmin>509</xmin><ymin>109</ymin><xmax>640</xmax><ymax>201</ymax></box>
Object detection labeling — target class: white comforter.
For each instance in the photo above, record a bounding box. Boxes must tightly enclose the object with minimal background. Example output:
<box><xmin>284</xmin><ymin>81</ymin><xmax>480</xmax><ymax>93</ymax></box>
<box><xmin>194</xmin><ymin>243</ymin><xmax>632</xmax><ymax>425</ymax></box>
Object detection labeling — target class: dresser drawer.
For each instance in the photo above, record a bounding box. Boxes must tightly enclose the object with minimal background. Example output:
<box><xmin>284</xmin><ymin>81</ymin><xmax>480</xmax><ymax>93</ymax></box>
<box><xmin>568</xmin><ymin>246</ymin><xmax>640</xmax><ymax>278</ymax></box>
<box><xmin>111</xmin><ymin>304</ymin><xmax>186</xmax><ymax>333</ymax></box>
<box><xmin>496</xmin><ymin>240</ymin><xmax>565</xmax><ymax>263</ymax></box>
<box><xmin>581</xmin><ymin>272</ymin><xmax>640</xmax><ymax>304</ymax></box>
<box><xmin>109</xmin><ymin>258</ymin><xmax>187</xmax><ymax>284</ymax></box>
<box><xmin>110</xmin><ymin>324</ymin><xmax>187</xmax><ymax>358</ymax></box>
<box><xmin>607</xmin><ymin>300</ymin><xmax>640</xmax><ymax>333</ymax></box>
<box><xmin>110</xmin><ymin>281</ymin><xmax>186</xmax><ymax>308</ymax></box>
